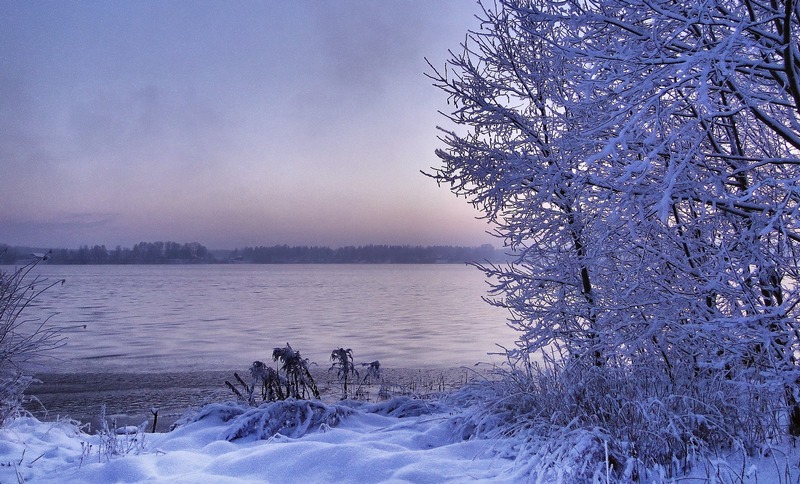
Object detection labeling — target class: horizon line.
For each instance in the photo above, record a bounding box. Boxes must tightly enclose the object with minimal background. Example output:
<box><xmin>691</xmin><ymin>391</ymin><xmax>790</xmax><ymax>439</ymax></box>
<box><xmin>1</xmin><ymin>241</ymin><xmax>498</xmax><ymax>252</ymax></box>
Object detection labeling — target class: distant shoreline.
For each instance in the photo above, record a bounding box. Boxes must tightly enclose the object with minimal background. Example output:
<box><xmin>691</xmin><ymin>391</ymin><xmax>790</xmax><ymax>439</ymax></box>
<box><xmin>2</xmin><ymin>243</ymin><xmax>510</xmax><ymax>265</ymax></box>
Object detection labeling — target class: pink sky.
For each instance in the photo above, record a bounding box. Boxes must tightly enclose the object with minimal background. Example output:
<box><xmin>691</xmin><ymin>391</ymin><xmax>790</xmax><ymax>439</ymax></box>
<box><xmin>0</xmin><ymin>1</ymin><xmax>492</xmax><ymax>249</ymax></box>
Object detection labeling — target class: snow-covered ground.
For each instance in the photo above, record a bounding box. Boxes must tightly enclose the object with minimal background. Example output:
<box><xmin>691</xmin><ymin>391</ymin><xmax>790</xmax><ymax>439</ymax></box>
<box><xmin>2</xmin><ymin>397</ymin><xmax>520</xmax><ymax>483</ymax></box>
<box><xmin>3</xmin><ymin>393</ymin><xmax>800</xmax><ymax>483</ymax></box>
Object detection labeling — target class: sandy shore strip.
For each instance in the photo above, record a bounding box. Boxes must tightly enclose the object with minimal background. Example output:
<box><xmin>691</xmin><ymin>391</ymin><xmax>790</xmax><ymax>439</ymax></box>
<box><xmin>24</xmin><ymin>366</ymin><xmax>500</xmax><ymax>432</ymax></box>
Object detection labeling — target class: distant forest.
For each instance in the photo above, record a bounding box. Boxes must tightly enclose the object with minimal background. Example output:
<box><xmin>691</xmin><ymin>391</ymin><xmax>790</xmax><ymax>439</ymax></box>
<box><xmin>0</xmin><ymin>242</ymin><xmax>507</xmax><ymax>265</ymax></box>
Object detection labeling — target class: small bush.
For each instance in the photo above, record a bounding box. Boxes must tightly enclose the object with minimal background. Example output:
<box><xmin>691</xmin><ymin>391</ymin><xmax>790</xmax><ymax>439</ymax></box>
<box><xmin>0</xmin><ymin>254</ymin><xmax>66</xmax><ymax>425</ymax></box>
<box><xmin>356</xmin><ymin>360</ymin><xmax>384</xmax><ymax>400</ymax></box>
<box><xmin>226</xmin><ymin>343</ymin><xmax>320</xmax><ymax>403</ymax></box>
<box><xmin>225</xmin><ymin>361</ymin><xmax>285</xmax><ymax>404</ymax></box>
<box><xmin>447</xmin><ymin>357</ymin><xmax>784</xmax><ymax>481</ymax></box>
<box><xmin>329</xmin><ymin>347</ymin><xmax>358</xmax><ymax>400</ymax></box>
<box><xmin>272</xmin><ymin>343</ymin><xmax>320</xmax><ymax>399</ymax></box>
<box><xmin>94</xmin><ymin>404</ymin><xmax>147</xmax><ymax>461</ymax></box>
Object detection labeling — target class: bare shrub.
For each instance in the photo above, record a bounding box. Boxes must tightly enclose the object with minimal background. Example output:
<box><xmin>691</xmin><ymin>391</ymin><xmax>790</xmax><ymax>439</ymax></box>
<box><xmin>226</xmin><ymin>343</ymin><xmax>320</xmax><ymax>403</ymax></box>
<box><xmin>272</xmin><ymin>343</ymin><xmax>320</xmax><ymax>400</ymax></box>
<box><xmin>225</xmin><ymin>361</ymin><xmax>285</xmax><ymax>404</ymax></box>
<box><xmin>329</xmin><ymin>347</ymin><xmax>358</xmax><ymax>400</ymax></box>
<box><xmin>95</xmin><ymin>404</ymin><xmax>147</xmax><ymax>461</ymax></box>
<box><xmin>0</xmin><ymin>254</ymin><xmax>67</xmax><ymax>425</ymax></box>
<box><xmin>355</xmin><ymin>360</ymin><xmax>383</xmax><ymax>400</ymax></box>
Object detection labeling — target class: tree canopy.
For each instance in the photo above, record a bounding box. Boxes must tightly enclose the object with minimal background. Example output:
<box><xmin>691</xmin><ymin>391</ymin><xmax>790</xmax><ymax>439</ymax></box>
<box><xmin>429</xmin><ymin>0</ymin><xmax>800</xmax><ymax>444</ymax></box>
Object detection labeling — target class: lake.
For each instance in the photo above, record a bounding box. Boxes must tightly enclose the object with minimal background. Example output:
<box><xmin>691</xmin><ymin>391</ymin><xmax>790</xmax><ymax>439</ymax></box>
<box><xmin>15</xmin><ymin>264</ymin><xmax>516</xmax><ymax>373</ymax></box>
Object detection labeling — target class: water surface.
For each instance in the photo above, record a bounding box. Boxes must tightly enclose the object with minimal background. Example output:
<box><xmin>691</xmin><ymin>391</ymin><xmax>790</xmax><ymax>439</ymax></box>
<box><xmin>18</xmin><ymin>264</ymin><xmax>514</xmax><ymax>372</ymax></box>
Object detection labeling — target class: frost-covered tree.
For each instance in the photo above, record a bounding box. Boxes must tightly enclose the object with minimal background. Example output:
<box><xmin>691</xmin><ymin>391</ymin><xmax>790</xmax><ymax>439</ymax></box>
<box><xmin>429</xmin><ymin>0</ymin><xmax>800</xmax><ymax>436</ymax></box>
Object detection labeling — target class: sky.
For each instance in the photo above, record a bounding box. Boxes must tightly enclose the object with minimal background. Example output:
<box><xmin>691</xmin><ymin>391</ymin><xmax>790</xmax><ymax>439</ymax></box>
<box><xmin>0</xmin><ymin>1</ymin><xmax>492</xmax><ymax>250</ymax></box>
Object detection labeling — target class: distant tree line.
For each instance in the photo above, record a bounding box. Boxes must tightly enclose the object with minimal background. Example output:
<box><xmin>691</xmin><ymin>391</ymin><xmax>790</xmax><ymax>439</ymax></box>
<box><xmin>231</xmin><ymin>244</ymin><xmax>502</xmax><ymax>264</ymax></box>
<box><xmin>0</xmin><ymin>242</ymin><xmax>504</xmax><ymax>265</ymax></box>
<box><xmin>0</xmin><ymin>241</ymin><xmax>212</xmax><ymax>265</ymax></box>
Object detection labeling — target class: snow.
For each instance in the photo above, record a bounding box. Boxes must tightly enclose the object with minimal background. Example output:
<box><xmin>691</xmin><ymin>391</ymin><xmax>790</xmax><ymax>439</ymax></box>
<box><xmin>3</xmin><ymin>393</ymin><xmax>800</xmax><ymax>482</ymax></box>
<box><xmin>0</xmin><ymin>398</ymin><xmax>518</xmax><ymax>483</ymax></box>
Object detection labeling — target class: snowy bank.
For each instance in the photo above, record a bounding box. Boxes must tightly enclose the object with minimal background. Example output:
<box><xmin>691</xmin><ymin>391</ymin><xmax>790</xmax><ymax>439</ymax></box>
<box><xmin>3</xmin><ymin>396</ymin><xmax>518</xmax><ymax>483</ymax></box>
<box><xmin>4</xmin><ymin>390</ymin><xmax>800</xmax><ymax>483</ymax></box>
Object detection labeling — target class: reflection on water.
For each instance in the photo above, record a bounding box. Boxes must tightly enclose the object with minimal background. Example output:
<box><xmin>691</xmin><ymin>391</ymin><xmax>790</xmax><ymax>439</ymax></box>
<box><xmin>16</xmin><ymin>264</ymin><xmax>515</xmax><ymax>372</ymax></box>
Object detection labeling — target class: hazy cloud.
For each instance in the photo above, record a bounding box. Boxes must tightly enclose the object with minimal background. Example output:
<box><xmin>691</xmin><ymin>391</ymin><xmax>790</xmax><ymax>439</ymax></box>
<box><xmin>0</xmin><ymin>1</ymin><xmax>490</xmax><ymax>249</ymax></box>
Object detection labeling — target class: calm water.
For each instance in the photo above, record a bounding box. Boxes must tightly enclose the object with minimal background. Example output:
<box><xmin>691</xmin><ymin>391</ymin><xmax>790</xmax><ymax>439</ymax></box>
<box><xmin>16</xmin><ymin>264</ymin><xmax>515</xmax><ymax>372</ymax></box>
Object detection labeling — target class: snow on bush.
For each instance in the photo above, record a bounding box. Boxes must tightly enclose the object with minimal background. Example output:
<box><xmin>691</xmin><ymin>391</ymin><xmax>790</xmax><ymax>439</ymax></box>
<box><xmin>443</xmin><ymin>359</ymin><xmax>787</xmax><ymax>481</ymax></box>
<box><xmin>184</xmin><ymin>394</ymin><xmax>458</xmax><ymax>443</ymax></box>
<box><xmin>360</xmin><ymin>395</ymin><xmax>447</xmax><ymax>418</ymax></box>
<box><xmin>189</xmin><ymin>399</ymin><xmax>355</xmax><ymax>441</ymax></box>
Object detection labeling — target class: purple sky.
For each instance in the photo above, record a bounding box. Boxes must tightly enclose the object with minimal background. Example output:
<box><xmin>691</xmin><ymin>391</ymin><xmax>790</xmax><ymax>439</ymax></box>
<box><xmin>0</xmin><ymin>1</ymin><xmax>492</xmax><ymax>250</ymax></box>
